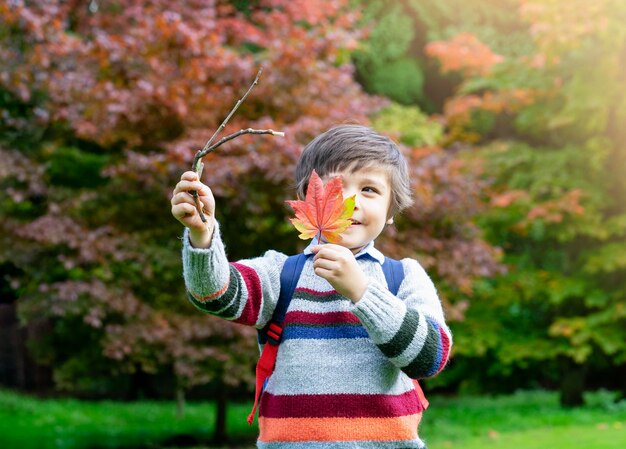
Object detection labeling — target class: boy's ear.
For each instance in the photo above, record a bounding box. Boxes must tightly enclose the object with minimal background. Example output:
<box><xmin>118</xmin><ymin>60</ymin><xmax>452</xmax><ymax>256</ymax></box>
<box><xmin>386</xmin><ymin>217</ymin><xmax>394</xmax><ymax>225</ymax></box>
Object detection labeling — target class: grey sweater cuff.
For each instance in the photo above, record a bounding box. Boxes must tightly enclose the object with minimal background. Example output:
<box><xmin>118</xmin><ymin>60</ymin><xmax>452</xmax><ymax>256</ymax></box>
<box><xmin>351</xmin><ymin>281</ymin><xmax>407</xmax><ymax>345</ymax></box>
<box><xmin>182</xmin><ymin>223</ymin><xmax>231</xmax><ymax>298</ymax></box>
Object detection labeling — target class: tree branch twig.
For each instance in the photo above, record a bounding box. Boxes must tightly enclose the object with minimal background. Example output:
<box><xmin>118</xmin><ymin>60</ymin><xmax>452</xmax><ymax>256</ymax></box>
<box><xmin>190</xmin><ymin>68</ymin><xmax>284</xmax><ymax>223</ymax></box>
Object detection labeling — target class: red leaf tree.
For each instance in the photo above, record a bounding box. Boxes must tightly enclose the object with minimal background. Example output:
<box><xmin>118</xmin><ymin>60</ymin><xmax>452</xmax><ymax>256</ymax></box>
<box><xmin>0</xmin><ymin>1</ymin><xmax>504</xmax><ymax>435</ymax></box>
<box><xmin>0</xmin><ymin>1</ymin><xmax>380</xmax><ymax>438</ymax></box>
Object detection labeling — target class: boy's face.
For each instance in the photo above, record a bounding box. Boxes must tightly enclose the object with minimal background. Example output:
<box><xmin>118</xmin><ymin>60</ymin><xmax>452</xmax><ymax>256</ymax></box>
<box><xmin>322</xmin><ymin>164</ymin><xmax>393</xmax><ymax>254</ymax></box>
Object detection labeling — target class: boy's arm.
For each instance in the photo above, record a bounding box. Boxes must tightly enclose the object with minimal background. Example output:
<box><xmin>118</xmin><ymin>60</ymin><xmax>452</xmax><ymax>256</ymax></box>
<box><xmin>182</xmin><ymin>221</ymin><xmax>287</xmax><ymax>328</ymax></box>
<box><xmin>351</xmin><ymin>258</ymin><xmax>452</xmax><ymax>379</ymax></box>
<box><xmin>173</xmin><ymin>170</ymin><xmax>287</xmax><ymax>327</ymax></box>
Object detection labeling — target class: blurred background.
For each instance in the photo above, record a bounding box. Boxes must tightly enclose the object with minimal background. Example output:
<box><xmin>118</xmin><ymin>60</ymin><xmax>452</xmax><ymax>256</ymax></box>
<box><xmin>1</xmin><ymin>0</ymin><xmax>625</xmax><ymax>448</ymax></box>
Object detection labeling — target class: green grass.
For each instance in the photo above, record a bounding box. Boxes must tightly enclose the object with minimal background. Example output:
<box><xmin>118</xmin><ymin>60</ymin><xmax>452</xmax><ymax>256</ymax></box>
<box><xmin>0</xmin><ymin>389</ymin><xmax>257</xmax><ymax>448</ymax></box>
<box><xmin>422</xmin><ymin>390</ymin><xmax>626</xmax><ymax>449</ymax></box>
<box><xmin>1</xmin><ymin>389</ymin><xmax>625</xmax><ymax>449</ymax></box>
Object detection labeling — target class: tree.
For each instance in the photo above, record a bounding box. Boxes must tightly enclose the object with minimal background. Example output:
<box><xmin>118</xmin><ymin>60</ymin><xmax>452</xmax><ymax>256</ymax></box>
<box><xmin>353</xmin><ymin>0</ymin><xmax>531</xmax><ymax>113</ymax></box>
<box><xmin>0</xmin><ymin>0</ymin><xmax>381</xmax><ymax>441</ymax></box>
<box><xmin>426</xmin><ymin>0</ymin><xmax>626</xmax><ymax>404</ymax></box>
<box><xmin>352</xmin><ymin>0</ymin><xmax>426</xmax><ymax>105</ymax></box>
<box><xmin>1</xmin><ymin>2</ymin><xmax>506</xmax><ymax>438</ymax></box>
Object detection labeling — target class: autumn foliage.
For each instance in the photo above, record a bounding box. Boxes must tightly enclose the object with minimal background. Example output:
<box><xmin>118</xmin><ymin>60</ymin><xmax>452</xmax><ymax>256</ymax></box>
<box><xmin>2</xmin><ymin>0</ymin><xmax>623</xmax><ymax>413</ymax></box>
<box><xmin>0</xmin><ymin>0</ymin><xmax>383</xmax><ymax>398</ymax></box>
<box><xmin>425</xmin><ymin>33</ymin><xmax>504</xmax><ymax>77</ymax></box>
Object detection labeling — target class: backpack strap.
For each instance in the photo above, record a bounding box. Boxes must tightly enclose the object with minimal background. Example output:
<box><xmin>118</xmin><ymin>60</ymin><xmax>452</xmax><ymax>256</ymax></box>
<box><xmin>413</xmin><ymin>379</ymin><xmax>430</xmax><ymax>410</ymax></box>
<box><xmin>382</xmin><ymin>257</ymin><xmax>429</xmax><ymax>410</ymax></box>
<box><xmin>248</xmin><ymin>254</ymin><xmax>428</xmax><ymax>424</ymax></box>
<box><xmin>257</xmin><ymin>253</ymin><xmax>308</xmax><ymax>345</ymax></box>
<box><xmin>248</xmin><ymin>253</ymin><xmax>308</xmax><ymax>425</ymax></box>
<box><xmin>382</xmin><ymin>256</ymin><xmax>404</xmax><ymax>296</ymax></box>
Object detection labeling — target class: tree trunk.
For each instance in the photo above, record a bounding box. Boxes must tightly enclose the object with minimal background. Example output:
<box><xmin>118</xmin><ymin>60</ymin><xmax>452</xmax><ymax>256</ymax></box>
<box><xmin>213</xmin><ymin>383</ymin><xmax>229</xmax><ymax>444</ymax></box>
<box><xmin>0</xmin><ymin>304</ymin><xmax>18</xmax><ymax>387</ymax></box>
<box><xmin>617</xmin><ymin>364</ymin><xmax>626</xmax><ymax>402</ymax></box>
<box><xmin>176</xmin><ymin>386</ymin><xmax>186</xmax><ymax>419</ymax></box>
<box><xmin>559</xmin><ymin>359</ymin><xmax>586</xmax><ymax>407</ymax></box>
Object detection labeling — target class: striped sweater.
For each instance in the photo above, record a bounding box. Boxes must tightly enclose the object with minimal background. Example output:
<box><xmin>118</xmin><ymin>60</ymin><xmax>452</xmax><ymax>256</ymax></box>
<box><xmin>182</xmin><ymin>224</ymin><xmax>452</xmax><ymax>449</ymax></box>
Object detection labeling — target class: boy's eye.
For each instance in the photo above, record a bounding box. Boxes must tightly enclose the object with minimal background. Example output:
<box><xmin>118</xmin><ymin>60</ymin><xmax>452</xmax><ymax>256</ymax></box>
<box><xmin>362</xmin><ymin>186</ymin><xmax>379</xmax><ymax>194</ymax></box>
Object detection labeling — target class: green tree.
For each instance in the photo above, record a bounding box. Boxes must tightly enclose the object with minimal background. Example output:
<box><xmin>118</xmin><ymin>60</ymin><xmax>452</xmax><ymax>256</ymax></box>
<box><xmin>427</xmin><ymin>0</ymin><xmax>626</xmax><ymax>404</ymax></box>
<box><xmin>352</xmin><ymin>0</ymin><xmax>426</xmax><ymax>105</ymax></box>
<box><xmin>353</xmin><ymin>0</ymin><xmax>531</xmax><ymax>112</ymax></box>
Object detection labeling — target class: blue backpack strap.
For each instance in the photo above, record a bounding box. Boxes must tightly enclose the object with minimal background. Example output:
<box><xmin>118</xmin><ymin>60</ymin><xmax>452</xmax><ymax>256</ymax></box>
<box><xmin>258</xmin><ymin>253</ymin><xmax>308</xmax><ymax>344</ymax></box>
<box><xmin>382</xmin><ymin>256</ymin><xmax>404</xmax><ymax>296</ymax></box>
<box><xmin>250</xmin><ymin>254</ymin><xmax>308</xmax><ymax>424</ymax></box>
<box><xmin>259</xmin><ymin>254</ymin><xmax>401</xmax><ymax>344</ymax></box>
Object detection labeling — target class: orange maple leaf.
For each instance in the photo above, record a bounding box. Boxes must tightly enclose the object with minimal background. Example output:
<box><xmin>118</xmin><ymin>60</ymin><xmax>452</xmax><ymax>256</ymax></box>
<box><xmin>286</xmin><ymin>169</ymin><xmax>355</xmax><ymax>243</ymax></box>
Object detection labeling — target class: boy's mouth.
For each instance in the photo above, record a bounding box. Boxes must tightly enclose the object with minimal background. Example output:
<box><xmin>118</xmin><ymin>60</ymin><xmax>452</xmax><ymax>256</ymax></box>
<box><xmin>349</xmin><ymin>219</ymin><xmax>362</xmax><ymax>225</ymax></box>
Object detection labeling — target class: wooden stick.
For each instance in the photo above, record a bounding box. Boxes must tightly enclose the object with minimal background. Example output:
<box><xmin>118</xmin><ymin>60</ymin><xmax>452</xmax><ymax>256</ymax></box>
<box><xmin>190</xmin><ymin>69</ymin><xmax>284</xmax><ymax>223</ymax></box>
<box><xmin>196</xmin><ymin>68</ymin><xmax>264</xmax><ymax>163</ymax></box>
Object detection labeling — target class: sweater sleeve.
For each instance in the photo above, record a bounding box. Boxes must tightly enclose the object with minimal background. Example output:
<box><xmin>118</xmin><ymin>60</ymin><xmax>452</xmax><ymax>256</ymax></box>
<box><xmin>181</xmin><ymin>222</ymin><xmax>288</xmax><ymax>328</ymax></box>
<box><xmin>350</xmin><ymin>258</ymin><xmax>452</xmax><ymax>379</ymax></box>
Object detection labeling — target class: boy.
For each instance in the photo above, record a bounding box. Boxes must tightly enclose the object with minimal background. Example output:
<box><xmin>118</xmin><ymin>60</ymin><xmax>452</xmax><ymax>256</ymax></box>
<box><xmin>171</xmin><ymin>125</ymin><xmax>451</xmax><ymax>448</ymax></box>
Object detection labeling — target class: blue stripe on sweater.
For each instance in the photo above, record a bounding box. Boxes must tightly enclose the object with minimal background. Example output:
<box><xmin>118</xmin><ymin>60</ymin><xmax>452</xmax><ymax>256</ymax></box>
<box><xmin>424</xmin><ymin>317</ymin><xmax>443</xmax><ymax>377</ymax></box>
<box><xmin>283</xmin><ymin>325</ymin><xmax>369</xmax><ymax>340</ymax></box>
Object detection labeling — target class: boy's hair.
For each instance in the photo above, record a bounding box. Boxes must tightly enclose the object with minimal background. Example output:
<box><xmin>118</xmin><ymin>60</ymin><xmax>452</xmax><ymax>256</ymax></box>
<box><xmin>295</xmin><ymin>124</ymin><xmax>413</xmax><ymax>218</ymax></box>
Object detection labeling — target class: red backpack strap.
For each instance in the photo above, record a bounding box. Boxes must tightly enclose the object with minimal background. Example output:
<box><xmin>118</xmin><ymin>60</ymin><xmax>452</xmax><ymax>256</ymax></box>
<box><xmin>413</xmin><ymin>379</ymin><xmax>429</xmax><ymax>410</ymax></box>
<box><xmin>247</xmin><ymin>254</ymin><xmax>308</xmax><ymax>425</ymax></box>
<box><xmin>247</xmin><ymin>323</ymin><xmax>282</xmax><ymax>425</ymax></box>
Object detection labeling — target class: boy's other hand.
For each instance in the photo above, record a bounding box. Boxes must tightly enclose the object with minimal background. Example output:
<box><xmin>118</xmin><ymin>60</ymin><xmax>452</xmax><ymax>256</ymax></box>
<box><xmin>171</xmin><ymin>171</ymin><xmax>215</xmax><ymax>248</ymax></box>
<box><xmin>311</xmin><ymin>244</ymin><xmax>368</xmax><ymax>303</ymax></box>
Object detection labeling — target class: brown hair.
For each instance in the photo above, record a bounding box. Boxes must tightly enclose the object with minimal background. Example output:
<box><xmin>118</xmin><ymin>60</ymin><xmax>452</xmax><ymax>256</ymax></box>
<box><xmin>295</xmin><ymin>125</ymin><xmax>413</xmax><ymax>217</ymax></box>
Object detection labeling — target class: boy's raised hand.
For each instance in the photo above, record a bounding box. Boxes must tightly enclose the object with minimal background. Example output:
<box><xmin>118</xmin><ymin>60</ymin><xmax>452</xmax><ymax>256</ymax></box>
<box><xmin>310</xmin><ymin>244</ymin><xmax>368</xmax><ymax>303</ymax></box>
<box><xmin>171</xmin><ymin>171</ymin><xmax>215</xmax><ymax>248</ymax></box>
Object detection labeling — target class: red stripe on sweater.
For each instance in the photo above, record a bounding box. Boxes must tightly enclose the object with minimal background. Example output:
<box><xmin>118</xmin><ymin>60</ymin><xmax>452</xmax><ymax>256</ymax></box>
<box><xmin>284</xmin><ymin>311</ymin><xmax>360</xmax><ymax>325</ymax></box>
<box><xmin>230</xmin><ymin>263</ymin><xmax>262</xmax><ymax>326</ymax></box>
<box><xmin>259</xmin><ymin>390</ymin><xmax>423</xmax><ymax>419</ymax></box>
<box><xmin>294</xmin><ymin>287</ymin><xmax>337</xmax><ymax>297</ymax></box>
<box><xmin>189</xmin><ymin>282</ymin><xmax>228</xmax><ymax>302</ymax></box>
